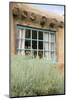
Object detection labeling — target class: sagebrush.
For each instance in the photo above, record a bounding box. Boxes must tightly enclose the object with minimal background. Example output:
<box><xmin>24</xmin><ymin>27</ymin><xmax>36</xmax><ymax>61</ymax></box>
<box><xmin>10</xmin><ymin>55</ymin><xmax>64</xmax><ymax>97</ymax></box>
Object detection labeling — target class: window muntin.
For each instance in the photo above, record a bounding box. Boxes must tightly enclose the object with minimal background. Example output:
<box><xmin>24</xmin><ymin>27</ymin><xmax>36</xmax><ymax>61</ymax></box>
<box><xmin>16</xmin><ymin>26</ymin><xmax>56</xmax><ymax>59</ymax></box>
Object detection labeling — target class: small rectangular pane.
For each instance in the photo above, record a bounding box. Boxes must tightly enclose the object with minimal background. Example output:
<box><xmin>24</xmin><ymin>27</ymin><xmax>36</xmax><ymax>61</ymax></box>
<box><xmin>25</xmin><ymin>50</ymin><xmax>31</xmax><ymax>56</ymax></box>
<box><xmin>51</xmin><ymin>43</ymin><xmax>55</xmax><ymax>51</ymax></box>
<box><xmin>51</xmin><ymin>52</ymin><xmax>55</xmax><ymax>59</ymax></box>
<box><xmin>38</xmin><ymin>51</ymin><xmax>43</xmax><ymax>58</ymax></box>
<box><xmin>43</xmin><ymin>32</ymin><xmax>48</xmax><ymax>41</ymax></box>
<box><xmin>44</xmin><ymin>51</ymin><xmax>49</xmax><ymax>58</ymax></box>
<box><xmin>16</xmin><ymin>29</ymin><xmax>20</xmax><ymax>38</ymax></box>
<box><xmin>32</xmin><ymin>50</ymin><xmax>37</xmax><ymax>58</ymax></box>
<box><xmin>16</xmin><ymin>39</ymin><xmax>20</xmax><ymax>48</ymax></box>
<box><xmin>51</xmin><ymin>33</ymin><xmax>55</xmax><ymax>42</ymax></box>
<box><xmin>38</xmin><ymin>41</ymin><xmax>43</xmax><ymax>49</ymax></box>
<box><xmin>32</xmin><ymin>30</ymin><xmax>37</xmax><ymax>39</ymax></box>
<box><xmin>38</xmin><ymin>31</ymin><xmax>43</xmax><ymax>40</ymax></box>
<box><xmin>32</xmin><ymin>40</ymin><xmax>37</xmax><ymax>49</ymax></box>
<box><xmin>21</xmin><ymin>39</ymin><xmax>25</xmax><ymax>49</ymax></box>
<box><xmin>43</xmin><ymin>42</ymin><xmax>48</xmax><ymax>51</ymax></box>
<box><xmin>16</xmin><ymin>50</ymin><xmax>20</xmax><ymax>55</ymax></box>
<box><xmin>25</xmin><ymin>40</ymin><xmax>31</xmax><ymax>49</ymax></box>
<box><xmin>25</xmin><ymin>29</ymin><xmax>31</xmax><ymax>39</ymax></box>
<box><xmin>21</xmin><ymin>29</ymin><xmax>25</xmax><ymax>38</ymax></box>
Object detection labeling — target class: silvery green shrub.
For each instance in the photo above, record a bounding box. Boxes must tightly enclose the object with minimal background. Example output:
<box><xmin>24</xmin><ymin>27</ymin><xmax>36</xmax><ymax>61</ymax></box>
<box><xmin>10</xmin><ymin>55</ymin><xmax>64</xmax><ymax>97</ymax></box>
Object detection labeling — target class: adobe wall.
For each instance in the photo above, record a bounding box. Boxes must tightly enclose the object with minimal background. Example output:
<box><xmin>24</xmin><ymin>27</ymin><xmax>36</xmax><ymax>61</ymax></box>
<box><xmin>10</xmin><ymin>3</ymin><xmax>64</xmax><ymax>66</ymax></box>
<box><xmin>56</xmin><ymin>28</ymin><xmax>64</xmax><ymax>64</ymax></box>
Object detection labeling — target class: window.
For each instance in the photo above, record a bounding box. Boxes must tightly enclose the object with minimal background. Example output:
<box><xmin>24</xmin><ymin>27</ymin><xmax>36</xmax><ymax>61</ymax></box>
<box><xmin>16</xmin><ymin>25</ymin><xmax>56</xmax><ymax>59</ymax></box>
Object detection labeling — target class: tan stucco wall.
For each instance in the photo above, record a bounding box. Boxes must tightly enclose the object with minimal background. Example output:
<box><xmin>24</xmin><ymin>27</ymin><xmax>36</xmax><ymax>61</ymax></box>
<box><xmin>11</xmin><ymin>13</ymin><xmax>16</xmax><ymax>54</ymax></box>
<box><xmin>56</xmin><ymin>28</ymin><xmax>64</xmax><ymax>64</ymax></box>
<box><xmin>10</xmin><ymin>3</ymin><xmax>64</xmax><ymax>66</ymax></box>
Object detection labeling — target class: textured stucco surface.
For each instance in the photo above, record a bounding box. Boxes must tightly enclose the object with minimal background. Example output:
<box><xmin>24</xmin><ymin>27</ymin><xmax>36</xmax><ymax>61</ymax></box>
<box><xmin>10</xmin><ymin>3</ymin><xmax>64</xmax><ymax>70</ymax></box>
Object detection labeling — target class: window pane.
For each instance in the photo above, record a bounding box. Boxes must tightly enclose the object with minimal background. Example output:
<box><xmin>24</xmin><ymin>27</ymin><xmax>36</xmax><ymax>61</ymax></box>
<box><xmin>16</xmin><ymin>39</ymin><xmax>20</xmax><ymax>48</ymax></box>
<box><xmin>16</xmin><ymin>29</ymin><xmax>20</xmax><ymax>38</ymax></box>
<box><xmin>32</xmin><ymin>30</ymin><xmax>37</xmax><ymax>39</ymax></box>
<box><xmin>21</xmin><ymin>39</ymin><xmax>25</xmax><ymax>49</ymax></box>
<box><xmin>32</xmin><ymin>50</ymin><xmax>37</xmax><ymax>58</ymax></box>
<box><xmin>51</xmin><ymin>43</ymin><xmax>55</xmax><ymax>51</ymax></box>
<box><xmin>25</xmin><ymin>50</ymin><xmax>31</xmax><ymax>56</ymax></box>
<box><xmin>16</xmin><ymin>50</ymin><xmax>20</xmax><ymax>55</ymax></box>
<box><xmin>49</xmin><ymin>43</ymin><xmax>55</xmax><ymax>52</ymax></box>
<box><xmin>50</xmin><ymin>33</ymin><xmax>55</xmax><ymax>42</ymax></box>
<box><xmin>25</xmin><ymin>29</ymin><xmax>31</xmax><ymax>39</ymax></box>
<box><xmin>21</xmin><ymin>29</ymin><xmax>25</xmax><ymax>38</ymax></box>
<box><xmin>38</xmin><ymin>51</ymin><xmax>43</xmax><ymax>58</ymax></box>
<box><xmin>38</xmin><ymin>31</ymin><xmax>43</xmax><ymax>40</ymax></box>
<box><xmin>38</xmin><ymin>41</ymin><xmax>43</xmax><ymax>49</ymax></box>
<box><xmin>32</xmin><ymin>40</ymin><xmax>37</xmax><ymax>49</ymax></box>
<box><xmin>43</xmin><ymin>42</ymin><xmax>48</xmax><ymax>51</ymax></box>
<box><xmin>25</xmin><ymin>40</ymin><xmax>31</xmax><ymax>49</ymax></box>
<box><xmin>43</xmin><ymin>32</ymin><xmax>48</xmax><ymax>41</ymax></box>
<box><xmin>44</xmin><ymin>51</ymin><xmax>49</xmax><ymax>58</ymax></box>
<box><xmin>51</xmin><ymin>52</ymin><xmax>55</xmax><ymax>59</ymax></box>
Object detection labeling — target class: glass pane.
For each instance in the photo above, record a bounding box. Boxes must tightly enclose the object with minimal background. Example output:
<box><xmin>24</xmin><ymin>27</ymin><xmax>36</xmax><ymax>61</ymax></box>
<box><xmin>32</xmin><ymin>50</ymin><xmax>37</xmax><ymax>58</ymax></box>
<box><xmin>16</xmin><ymin>50</ymin><xmax>20</xmax><ymax>55</ymax></box>
<box><xmin>43</xmin><ymin>32</ymin><xmax>48</xmax><ymax>41</ymax></box>
<box><xmin>32</xmin><ymin>40</ymin><xmax>37</xmax><ymax>49</ymax></box>
<box><xmin>32</xmin><ymin>30</ymin><xmax>37</xmax><ymax>39</ymax></box>
<box><xmin>38</xmin><ymin>51</ymin><xmax>43</xmax><ymax>58</ymax></box>
<box><xmin>44</xmin><ymin>51</ymin><xmax>49</xmax><ymax>58</ymax></box>
<box><xmin>25</xmin><ymin>50</ymin><xmax>31</xmax><ymax>56</ymax></box>
<box><xmin>51</xmin><ymin>52</ymin><xmax>55</xmax><ymax>59</ymax></box>
<box><xmin>43</xmin><ymin>42</ymin><xmax>48</xmax><ymax>51</ymax></box>
<box><xmin>38</xmin><ymin>31</ymin><xmax>43</xmax><ymax>40</ymax></box>
<box><xmin>51</xmin><ymin>33</ymin><xmax>55</xmax><ymax>42</ymax></box>
<box><xmin>25</xmin><ymin>29</ymin><xmax>31</xmax><ymax>39</ymax></box>
<box><xmin>21</xmin><ymin>29</ymin><xmax>25</xmax><ymax>38</ymax></box>
<box><xmin>38</xmin><ymin>41</ymin><xmax>43</xmax><ymax>49</ymax></box>
<box><xmin>21</xmin><ymin>39</ymin><xmax>25</xmax><ymax>49</ymax></box>
<box><xmin>51</xmin><ymin>43</ymin><xmax>55</xmax><ymax>51</ymax></box>
<box><xmin>25</xmin><ymin>40</ymin><xmax>31</xmax><ymax>49</ymax></box>
<box><xmin>16</xmin><ymin>39</ymin><xmax>20</xmax><ymax>48</ymax></box>
<box><xmin>16</xmin><ymin>29</ymin><xmax>20</xmax><ymax>38</ymax></box>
